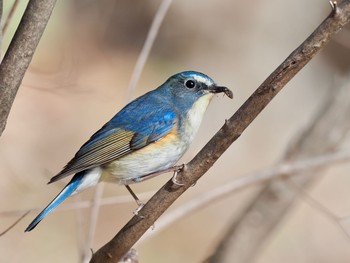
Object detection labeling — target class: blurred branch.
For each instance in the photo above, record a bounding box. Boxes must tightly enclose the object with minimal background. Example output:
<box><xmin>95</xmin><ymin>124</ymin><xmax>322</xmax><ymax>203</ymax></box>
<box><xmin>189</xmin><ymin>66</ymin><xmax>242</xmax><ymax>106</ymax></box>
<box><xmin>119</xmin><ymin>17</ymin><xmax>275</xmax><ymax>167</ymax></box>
<box><xmin>0</xmin><ymin>211</ymin><xmax>29</xmax><ymax>236</ymax></box>
<box><xmin>84</xmin><ymin>1</ymin><xmax>173</xmax><ymax>260</ymax></box>
<box><xmin>126</xmin><ymin>0</ymin><xmax>173</xmax><ymax>101</ymax></box>
<box><xmin>83</xmin><ymin>184</ymin><xmax>105</xmax><ymax>263</ymax></box>
<box><xmin>287</xmin><ymin>180</ymin><xmax>350</xmax><ymax>241</ymax></box>
<box><xmin>90</xmin><ymin>2</ymin><xmax>350</xmax><ymax>262</ymax></box>
<box><xmin>210</xmin><ymin>60</ymin><xmax>350</xmax><ymax>263</ymax></box>
<box><xmin>0</xmin><ymin>0</ymin><xmax>57</xmax><ymax>137</ymax></box>
<box><xmin>0</xmin><ymin>0</ymin><xmax>3</xmax><ymax>57</ymax></box>
<box><xmin>210</xmin><ymin>11</ymin><xmax>350</xmax><ymax>263</ymax></box>
<box><xmin>2</xmin><ymin>0</ymin><xmax>20</xmax><ymax>36</ymax></box>
<box><xmin>139</xmin><ymin>148</ymin><xmax>350</xmax><ymax>243</ymax></box>
<box><xmin>210</xmin><ymin>87</ymin><xmax>350</xmax><ymax>262</ymax></box>
<box><xmin>0</xmin><ymin>191</ymin><xmax>154</xmax><ymax>218</ymax></box>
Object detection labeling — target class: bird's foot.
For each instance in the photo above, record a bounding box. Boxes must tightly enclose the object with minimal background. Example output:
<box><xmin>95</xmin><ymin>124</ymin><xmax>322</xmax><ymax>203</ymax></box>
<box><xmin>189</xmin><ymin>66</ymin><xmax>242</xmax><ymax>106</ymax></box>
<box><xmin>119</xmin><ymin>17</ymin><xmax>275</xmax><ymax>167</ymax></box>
<box><xmin>133</xmin><ymin>203</ymin><xmax>145</xmax><ymax>219</ymax></box>
<box><xmin>171</xmin><ymin>164</ymin><xmax>186</xmax><ymax>186</ymax></box>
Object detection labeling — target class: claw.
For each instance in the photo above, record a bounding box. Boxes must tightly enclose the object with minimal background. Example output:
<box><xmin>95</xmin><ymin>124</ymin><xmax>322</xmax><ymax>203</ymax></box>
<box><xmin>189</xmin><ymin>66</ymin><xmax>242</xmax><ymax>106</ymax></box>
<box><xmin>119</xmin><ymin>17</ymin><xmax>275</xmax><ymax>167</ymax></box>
<box><xmin>171</xmin><ymin>164</ymin><xmax>186</xmax><ymax>186</ymax></box>
<box><xmin>133</xmin><ymin>203</ymin><xmax>145</xmax><ymax>219</ymax></box>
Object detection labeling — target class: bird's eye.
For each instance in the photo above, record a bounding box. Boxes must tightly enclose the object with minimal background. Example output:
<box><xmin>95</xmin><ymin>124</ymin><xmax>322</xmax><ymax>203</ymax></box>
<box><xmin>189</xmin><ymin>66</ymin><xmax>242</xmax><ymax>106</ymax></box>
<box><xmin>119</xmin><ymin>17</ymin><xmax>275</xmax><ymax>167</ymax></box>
<box><xmin>185</xmin><ymin>79</ymin><xmax>196</xmax><ymax>89</ymax></box>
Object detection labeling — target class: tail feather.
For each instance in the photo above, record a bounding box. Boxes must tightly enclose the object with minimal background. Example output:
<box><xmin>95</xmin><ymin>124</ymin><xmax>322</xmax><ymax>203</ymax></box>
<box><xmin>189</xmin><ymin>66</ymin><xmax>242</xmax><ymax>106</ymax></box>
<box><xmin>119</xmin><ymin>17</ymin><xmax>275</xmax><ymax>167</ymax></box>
<box><xmin>25</xmin><ymin>172</ymin><xmax>85</xmax><ymax>232</ymax></box>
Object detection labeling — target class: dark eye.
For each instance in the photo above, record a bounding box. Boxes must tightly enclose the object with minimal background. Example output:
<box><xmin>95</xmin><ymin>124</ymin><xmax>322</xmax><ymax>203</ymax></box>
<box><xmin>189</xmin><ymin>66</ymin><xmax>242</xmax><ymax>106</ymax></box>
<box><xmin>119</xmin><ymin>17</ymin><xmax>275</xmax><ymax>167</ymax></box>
<box><xmin>185</xmin><ymin>79</ymin><xmax>196</xmax><ymax>89</ymax></box>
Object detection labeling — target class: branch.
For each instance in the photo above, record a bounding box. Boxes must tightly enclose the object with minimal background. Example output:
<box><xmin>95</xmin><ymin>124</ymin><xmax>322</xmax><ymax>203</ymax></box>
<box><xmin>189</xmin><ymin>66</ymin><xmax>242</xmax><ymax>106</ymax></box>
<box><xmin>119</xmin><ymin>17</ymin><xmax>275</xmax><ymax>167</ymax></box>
<box><xmin>2</xmin><ymin>0</ymin><xmax>20</xmax><ymax>36</ymax></box>
<box><xmin>210</xmin><ymin>17</ymin><xmax>350</xmax><ymax>263</ymax></box>
<box><xmin>0</xmin><ymin>0</ymin><xmax>3</xmax><ymax>53</ymax></box>
<box><xmin>287</xmin><ymin>180</ymin><xmax>350</xmax><ymax>241</ymax></box>
<box><xmin>126</xmin><ymin>0</ymin><xmax>173</xmax><ymax>101</ymax></box>
<box><xmin>90</xmin><ymin>2</ymin><xmax>350</xmax><ymax>262</ymax></box>
<box><xmin>139</xmin><ymin>148</ymin><xmax>350</xmax><ymax>243</ymax></box>
<box><xmin>0</xmin><ymin>0</ymin><xmax>57</xmax><ymax>137</ymax></box>
<box><xmin>0</xmin><ymin>211</ymin><xmax>29</xmax><ymax>236</ymax></box>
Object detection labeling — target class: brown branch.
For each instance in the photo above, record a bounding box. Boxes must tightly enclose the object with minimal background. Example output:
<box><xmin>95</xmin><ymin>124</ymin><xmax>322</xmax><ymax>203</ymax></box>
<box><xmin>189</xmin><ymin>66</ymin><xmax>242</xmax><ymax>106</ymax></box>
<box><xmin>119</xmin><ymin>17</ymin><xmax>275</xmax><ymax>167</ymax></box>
<box><xmin>210</xmin><ymin>93</ymin><xmax>350</xmax><ymax>262</ymax></box>
<box><xmin>0</xmin><ymin>0</ymin><xmax>3</xmax><ymax>57</ymax></box>
<box><xmin>209</xmin><ymin>9</ymin><xmax>350</xmax><ymax>263</ymax></box>
<box><xmin>90</xmin><ymin>2</ymin><xmax>350</xmax><ymax>262</ymax></box>
<box><xmin>0</xmin><ymin>0</ymin><xmax>57</xmax><ymax>137</ymax></box>
<box><xmin>210</xmin><ymin>35</ymin><xmax>350</xmax><ymax>263</ymax></box>
<box><xmin>138</xmin><ymin>148</ymin><xmax>350</xmax><ymax>243</ymax></box>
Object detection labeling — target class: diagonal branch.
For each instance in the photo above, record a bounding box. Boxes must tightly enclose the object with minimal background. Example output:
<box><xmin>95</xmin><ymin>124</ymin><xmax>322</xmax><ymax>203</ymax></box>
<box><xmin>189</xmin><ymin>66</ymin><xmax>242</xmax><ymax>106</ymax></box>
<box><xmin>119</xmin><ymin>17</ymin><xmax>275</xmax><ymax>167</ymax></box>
<box><xmin>0</xmin><ymin>0</ymin><xmax>57</xmax><ymax>137</ymax></box>
<box><xmin>139</xmin><ymin>148</ymin><xmax>350</xmax><ymax>243</ymax></box>
<box><xmin>210</xmin><ymin>77</ymin><xmax>350</xmax><ymax>263</ymax></box>
<box><xmin>90</xmin><ymin>2</ymin><xmax>350</xmax><ymax>262</ymax></box>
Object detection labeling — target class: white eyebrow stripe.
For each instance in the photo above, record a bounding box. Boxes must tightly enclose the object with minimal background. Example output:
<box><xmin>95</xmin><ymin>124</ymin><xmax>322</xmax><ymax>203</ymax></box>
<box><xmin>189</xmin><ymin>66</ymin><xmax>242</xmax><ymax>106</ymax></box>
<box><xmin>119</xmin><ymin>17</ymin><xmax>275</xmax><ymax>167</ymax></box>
<box><xmin>192</xmin><ymin>75</ymin><xmax>214</xmax><ymax>86</ymax></box>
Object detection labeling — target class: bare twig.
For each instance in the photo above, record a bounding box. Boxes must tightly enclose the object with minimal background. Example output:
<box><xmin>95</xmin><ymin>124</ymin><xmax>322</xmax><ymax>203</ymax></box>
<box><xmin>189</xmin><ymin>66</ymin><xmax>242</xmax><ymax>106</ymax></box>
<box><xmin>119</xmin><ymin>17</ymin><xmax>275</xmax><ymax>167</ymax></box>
<box><xmin>126</xmin><ymin>0</ymin><xmax>173</xmax><ymax>101</ymax></box>
<box><xmin>81</xmin><ymin>1</ymin><xmax>173</xmax><ymax>255</ymax></box>
<box><xmin>2</xmin><ymin>147</ymin><xmax>347</xmax><ymax>240</ymax></box>
<box><xmin>287</xmin><ymin>180</ymin><xmax>350</xmax><ymax>241</ymax></box>
<box><xmin>208</xmin><ymin>3</ymin><xmax>350</xmax><ymax>262</ymax></box>
<box><xmin>139</xmin><ymin>148</ymin><xmax>350</xmax><ymax>242</ymax></box>
<box><xmin>83</xmin><ymin>184</ymin><xmax>105</xmax><ymax>263</ymax></box>
<box><xmin>0</xmin><ymin>210</ymin><xmax>29</xmax><ymax>236</ymax></box>
<box><xmin>90</xmin><ymin>2</ymin><xmax>350</xmax><ymax>262</ymax></box>
<box><xmin>0</xmin><ymin>0</ymin><xmax>3</xmax><ymax>56</ymax></box>
<box><xmin>83</xmin><ymin>1</ymin><xmax>173</xmax><ymax>257</ymax></box>
<box><xmin>210</xmin><ymin>87</ymin><xmax>350</xmax><ymax>263</ymax></box>
<box><xmin>2</xmin><ymin>0</ymin><xmax>20</xmax><ymax>35</ymax></box>
<box><xmin>210</xmin><ymin>61</ymin><xmax>350</xmax><ymax>263</ymax></box>
<box><xmin>0</xmin><ymin>0</ymin><xmax>57</xmax><ymax>137</ymax></box>
<box><xmin>0</xmin><ymin>191</ymin><xmax>154</xmax><ymax>218</ymax></box>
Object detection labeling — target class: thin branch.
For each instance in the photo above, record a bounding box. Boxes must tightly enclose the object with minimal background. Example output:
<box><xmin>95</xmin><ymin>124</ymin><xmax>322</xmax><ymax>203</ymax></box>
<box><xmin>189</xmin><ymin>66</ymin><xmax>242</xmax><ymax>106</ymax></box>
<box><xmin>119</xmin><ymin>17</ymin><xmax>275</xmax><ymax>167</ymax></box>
<box><xmin>210</xmin><ymin>84</ymin><xmax>350</xmax><ymax>263</ymax></box>
<box><xmin>126</xmin><ymin>0</ymin><xmax>173</xmax><ymax>101</ymax></box>
<box><xmin>139</xmin><ymin>148</ymin><xmax>350</xmax><ymax>242</ymax></box>
<box><xmin>0</xmin><ymin>0</ymin><xmax>57</xmax><ymax>137</ymax></box>
<box><xmin>0</xmin><ymin>191</ymin><xmax>154</xmax><ymax>218</ymax></box>
<box><xmin>2</xmin><ymin>147</ymin><xmax>348</xmax><ymax>240</ymax></box>
<box><xmin>74</xmin><ymin>195</ymin><xmax>87</xmax><ymax>263</ymax></box>
<box><xmin>0</xmin><ymin>0</ymin><xmax>3</xmax><ymax>57</ymax></box>
<box><xmin>210</xmin><ymin>32</ymin><xmax>350</xmax><ymax>263</ymax></box>
<box><xmin>83</xmin><ymin>184</ymin><xmax>105</xmax><ymax>263</ymax></box>
<box><xmin>0</xmin><ymin>211</ymin><xmax>29</xmax><ymax>236</ymax></box>
<box><xmin>90</xmin><ymin>2</ymin><xmax>350</xmax><ymax>262</ymax></box>
<box><xmin>2</xmin><ymin>0</ymin><xmax>20</xmax><ymax>35</ymax></box>
<box><xmin>287</xmin><ymin>180</ymin><xmax>350</xmax><ymax>241</ymax></box>
<box><xmin>83</xmin><ymin>1</ymin><xmax>173</xmax><ymax>257</ymax></box>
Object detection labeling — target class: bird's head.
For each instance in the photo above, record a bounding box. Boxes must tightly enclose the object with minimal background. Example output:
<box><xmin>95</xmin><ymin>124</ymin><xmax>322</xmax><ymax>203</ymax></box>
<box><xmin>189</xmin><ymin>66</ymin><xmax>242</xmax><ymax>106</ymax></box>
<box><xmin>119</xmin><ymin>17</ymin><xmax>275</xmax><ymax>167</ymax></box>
<box><xmin>158</xmin><ymin>71</ymin><xmax>233</xmax><ymax>111</ymax></box>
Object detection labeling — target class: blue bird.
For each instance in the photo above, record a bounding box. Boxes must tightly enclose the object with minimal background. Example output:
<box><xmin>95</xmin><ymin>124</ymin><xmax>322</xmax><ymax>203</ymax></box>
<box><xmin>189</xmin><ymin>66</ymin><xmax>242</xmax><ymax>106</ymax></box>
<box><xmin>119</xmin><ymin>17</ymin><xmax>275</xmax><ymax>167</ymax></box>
<box><xmin>25</xmin><ymin>71</ymin><xmax>233</xmax><ymax>231</ymax></box>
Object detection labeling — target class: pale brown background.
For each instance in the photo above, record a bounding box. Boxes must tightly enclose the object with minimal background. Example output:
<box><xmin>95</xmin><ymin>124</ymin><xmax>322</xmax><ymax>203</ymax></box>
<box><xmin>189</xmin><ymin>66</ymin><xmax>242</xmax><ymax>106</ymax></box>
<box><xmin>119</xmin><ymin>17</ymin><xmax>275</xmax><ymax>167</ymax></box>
<box><xmin>1</xmin><ymin>0</ymin><xmax>350</xmax><ymax>262</ymax></box>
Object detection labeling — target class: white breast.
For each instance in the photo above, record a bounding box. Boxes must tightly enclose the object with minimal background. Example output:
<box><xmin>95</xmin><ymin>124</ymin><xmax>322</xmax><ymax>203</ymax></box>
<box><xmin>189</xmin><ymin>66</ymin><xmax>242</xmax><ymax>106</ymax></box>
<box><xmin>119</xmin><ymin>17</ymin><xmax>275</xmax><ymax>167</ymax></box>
<box><xmin>182</xmin><ymin>93</ymin><xmax>214</xmax><ymax>143</ymax></box>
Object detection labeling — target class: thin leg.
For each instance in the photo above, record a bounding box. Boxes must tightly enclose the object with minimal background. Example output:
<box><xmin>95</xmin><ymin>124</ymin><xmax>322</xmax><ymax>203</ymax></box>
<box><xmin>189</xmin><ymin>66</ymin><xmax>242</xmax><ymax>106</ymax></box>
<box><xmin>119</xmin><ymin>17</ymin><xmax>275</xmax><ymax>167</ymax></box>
<box><xmin>130</xmin><ymin>164</ymin><xmax>185</xmax><ymax>184</ymax></box>
<box><xmin>125</xmin><ymin>185</ymin><xmax>144</xmax><ymax>218</ymax></box>
<box><xmin>125</xmin><ymin>185</ymin><xmax>143</xmax><ymax>206</ymax></box>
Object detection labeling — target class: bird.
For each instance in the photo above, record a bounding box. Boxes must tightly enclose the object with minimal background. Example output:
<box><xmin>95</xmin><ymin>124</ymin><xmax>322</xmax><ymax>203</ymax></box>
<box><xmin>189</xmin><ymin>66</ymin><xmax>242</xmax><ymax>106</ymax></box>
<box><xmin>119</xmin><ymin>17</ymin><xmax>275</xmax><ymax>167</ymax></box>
<box><xmin>25</xmin><ymin>71</ymin><xmax>233</xmax><ymax>232</ymax></box>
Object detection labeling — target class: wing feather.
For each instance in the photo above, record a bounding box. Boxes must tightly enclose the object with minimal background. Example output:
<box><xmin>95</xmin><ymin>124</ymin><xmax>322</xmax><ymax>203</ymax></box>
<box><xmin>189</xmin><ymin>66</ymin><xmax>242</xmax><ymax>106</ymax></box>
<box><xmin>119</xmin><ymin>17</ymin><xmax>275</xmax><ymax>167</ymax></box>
<box><xmin>49</xmin><ymin>103</ymin><xmax>177</xmax><ymax>183</ymax></box>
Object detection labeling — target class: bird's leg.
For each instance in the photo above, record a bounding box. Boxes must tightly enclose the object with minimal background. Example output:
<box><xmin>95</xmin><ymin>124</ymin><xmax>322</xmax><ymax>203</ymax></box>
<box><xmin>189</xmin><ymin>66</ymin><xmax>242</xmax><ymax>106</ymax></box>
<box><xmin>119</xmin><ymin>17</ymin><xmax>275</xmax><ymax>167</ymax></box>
<box><xmin>125</xmin><ymin>185</ymin><xmax>145</xmax><ymax>218</ymax></box>
<box><xmin>171</xmin><ymin>164</ymin><xmax>186</xmax><ymax>186</ymax></box>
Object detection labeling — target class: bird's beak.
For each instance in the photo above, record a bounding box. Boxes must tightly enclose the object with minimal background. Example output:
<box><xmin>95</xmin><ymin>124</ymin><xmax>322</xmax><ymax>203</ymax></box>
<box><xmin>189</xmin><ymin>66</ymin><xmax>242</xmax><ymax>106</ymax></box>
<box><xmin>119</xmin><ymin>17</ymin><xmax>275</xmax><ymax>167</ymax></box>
<box><xmin>209</xmin><ymin>85</ymin><xmax>233</xmax><ymax>99</ymax></box>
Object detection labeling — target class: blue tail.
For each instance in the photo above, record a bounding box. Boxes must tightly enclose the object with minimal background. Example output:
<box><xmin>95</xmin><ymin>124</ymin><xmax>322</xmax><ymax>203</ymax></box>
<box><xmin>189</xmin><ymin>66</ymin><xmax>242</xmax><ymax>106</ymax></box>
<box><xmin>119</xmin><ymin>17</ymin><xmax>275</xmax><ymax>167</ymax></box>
<box><xmin>25</xmin><ymin>172</ymin><xmax>85</xmax><ymax>232</ymax></box>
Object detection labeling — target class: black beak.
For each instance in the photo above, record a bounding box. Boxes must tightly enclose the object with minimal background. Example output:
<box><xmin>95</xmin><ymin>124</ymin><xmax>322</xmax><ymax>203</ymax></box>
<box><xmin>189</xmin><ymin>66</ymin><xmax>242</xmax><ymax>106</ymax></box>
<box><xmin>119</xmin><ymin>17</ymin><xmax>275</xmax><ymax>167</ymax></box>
<box><xmin>209</xmin><ymin>85</ymin><xmax>233</xmax><ymax>99</ymax></box>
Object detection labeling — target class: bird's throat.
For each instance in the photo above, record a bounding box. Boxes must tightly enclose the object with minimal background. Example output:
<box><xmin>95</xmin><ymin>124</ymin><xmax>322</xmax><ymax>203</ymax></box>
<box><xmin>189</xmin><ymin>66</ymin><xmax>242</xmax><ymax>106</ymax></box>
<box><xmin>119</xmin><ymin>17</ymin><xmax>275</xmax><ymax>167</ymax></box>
<box><xmin>183</xmin><ymin>93</ymin><xmax>214</xmax><ymax>142</ymax></box>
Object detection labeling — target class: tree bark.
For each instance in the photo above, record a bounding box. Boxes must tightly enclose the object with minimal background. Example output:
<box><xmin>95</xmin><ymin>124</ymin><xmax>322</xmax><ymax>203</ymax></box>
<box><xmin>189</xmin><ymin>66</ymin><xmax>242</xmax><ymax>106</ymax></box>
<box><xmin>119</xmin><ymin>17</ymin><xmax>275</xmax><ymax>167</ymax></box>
<box><xmin>0</xmin><ymin>0</ymin><xmax>57</xmax><ymax>137</ymax></box>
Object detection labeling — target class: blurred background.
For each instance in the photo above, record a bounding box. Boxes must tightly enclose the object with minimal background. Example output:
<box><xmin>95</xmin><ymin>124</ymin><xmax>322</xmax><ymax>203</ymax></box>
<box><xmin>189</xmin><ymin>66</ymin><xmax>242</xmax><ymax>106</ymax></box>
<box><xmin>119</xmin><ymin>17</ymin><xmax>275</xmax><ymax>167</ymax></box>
<box><xmin>1</xmin><ymin>0</ymin><xmax>350</xmax><ymax>262</ymax></box>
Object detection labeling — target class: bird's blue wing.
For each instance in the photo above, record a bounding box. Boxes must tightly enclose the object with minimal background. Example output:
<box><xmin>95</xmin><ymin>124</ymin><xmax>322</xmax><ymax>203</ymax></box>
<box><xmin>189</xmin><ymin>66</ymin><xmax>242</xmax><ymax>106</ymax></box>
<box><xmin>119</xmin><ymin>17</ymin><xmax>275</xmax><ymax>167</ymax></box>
<box><xmin>49</xmin><ymin>95</ymin><xmax>177</xmax><ymax>183</ymax></box>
